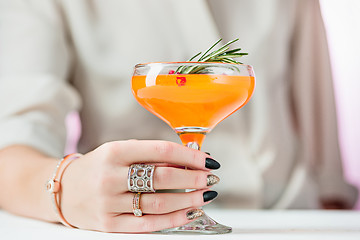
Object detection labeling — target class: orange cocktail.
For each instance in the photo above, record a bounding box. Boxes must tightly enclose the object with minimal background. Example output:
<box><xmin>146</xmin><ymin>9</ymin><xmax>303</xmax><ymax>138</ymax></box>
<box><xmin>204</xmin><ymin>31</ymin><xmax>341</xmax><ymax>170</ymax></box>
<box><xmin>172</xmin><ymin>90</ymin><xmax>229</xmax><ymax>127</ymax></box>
<box><xmin>132</xmin><ymin>64</ymin><xmax>255</xmax><ymax>148</ymax></box>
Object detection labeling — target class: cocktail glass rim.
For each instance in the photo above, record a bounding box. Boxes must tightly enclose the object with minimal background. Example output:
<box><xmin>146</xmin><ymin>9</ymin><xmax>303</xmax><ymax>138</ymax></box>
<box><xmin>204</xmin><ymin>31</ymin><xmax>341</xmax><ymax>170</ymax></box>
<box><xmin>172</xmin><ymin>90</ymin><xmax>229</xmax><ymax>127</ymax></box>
<box><xmin>134</xmin><ymin>61</ymin><xmax>253</xmax><ymax>69</ymax></box>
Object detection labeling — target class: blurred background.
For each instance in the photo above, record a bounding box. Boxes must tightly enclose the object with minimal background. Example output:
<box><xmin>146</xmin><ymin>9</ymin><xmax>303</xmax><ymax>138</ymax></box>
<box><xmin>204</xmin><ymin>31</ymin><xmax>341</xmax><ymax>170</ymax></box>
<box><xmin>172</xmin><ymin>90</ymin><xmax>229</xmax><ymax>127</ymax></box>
<box><xmin>320</xmin><ymin>0</ymin><xmax>360</xmax><ymax>209</ymax></box>
<box><xmin>64</xmin><ymin>0</ymin><xmax>360</xmax><ymax>209</ymax></box>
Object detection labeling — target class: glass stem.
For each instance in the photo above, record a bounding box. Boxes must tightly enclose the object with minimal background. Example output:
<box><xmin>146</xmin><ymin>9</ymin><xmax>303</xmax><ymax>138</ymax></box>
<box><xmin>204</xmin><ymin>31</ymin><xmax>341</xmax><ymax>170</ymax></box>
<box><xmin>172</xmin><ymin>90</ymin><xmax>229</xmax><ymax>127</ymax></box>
<box><xmin>178</xmin><ymin>132</ymin><xmax>207</xmax><ymax>150</ymax></box>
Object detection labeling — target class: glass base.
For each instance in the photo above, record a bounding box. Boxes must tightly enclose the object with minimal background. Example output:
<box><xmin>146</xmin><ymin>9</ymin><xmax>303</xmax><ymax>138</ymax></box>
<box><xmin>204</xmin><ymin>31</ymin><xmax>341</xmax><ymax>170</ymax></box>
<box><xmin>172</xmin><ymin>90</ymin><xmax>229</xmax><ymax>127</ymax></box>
<box><xmin>155</xmin><ymin>213</ymin><xmax>232</xmax><ymax>234</ymax></box>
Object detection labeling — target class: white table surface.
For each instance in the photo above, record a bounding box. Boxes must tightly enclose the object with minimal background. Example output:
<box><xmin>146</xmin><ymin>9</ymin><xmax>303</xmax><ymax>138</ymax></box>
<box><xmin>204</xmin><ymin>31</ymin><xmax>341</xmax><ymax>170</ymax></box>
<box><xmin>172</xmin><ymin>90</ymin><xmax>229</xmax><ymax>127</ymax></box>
<box><xmin>1</xmin><ymin>209</ymin><xmax>360</xmax><ymax>240</ymax></box>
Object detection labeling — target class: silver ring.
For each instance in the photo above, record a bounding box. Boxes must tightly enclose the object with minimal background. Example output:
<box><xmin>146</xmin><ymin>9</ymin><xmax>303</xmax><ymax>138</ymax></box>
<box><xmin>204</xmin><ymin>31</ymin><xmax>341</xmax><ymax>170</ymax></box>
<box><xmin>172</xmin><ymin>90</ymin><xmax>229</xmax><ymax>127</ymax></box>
<box><xmin>128</xmin><ymin>164</ymin><xmax>155</xmax><ymax>192</ymax></box>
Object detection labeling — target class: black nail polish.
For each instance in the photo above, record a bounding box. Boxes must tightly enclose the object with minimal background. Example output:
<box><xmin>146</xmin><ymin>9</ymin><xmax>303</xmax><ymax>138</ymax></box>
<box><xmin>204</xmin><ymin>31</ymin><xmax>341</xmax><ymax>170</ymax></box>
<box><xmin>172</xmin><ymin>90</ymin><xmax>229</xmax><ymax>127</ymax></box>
<box><xmin>205</xmin><ymin>158</ymin><xmax>220</xmax><ymax>169</ymax></box>
<box><xmin>205</xmin><ymin>152</ymin><xmax>211</xmax><ymax>156</ymax></box>
<box><xmin>203</xmin><ymin>191</ymin><xmax>218</xmax><ymax>202</ymax></box>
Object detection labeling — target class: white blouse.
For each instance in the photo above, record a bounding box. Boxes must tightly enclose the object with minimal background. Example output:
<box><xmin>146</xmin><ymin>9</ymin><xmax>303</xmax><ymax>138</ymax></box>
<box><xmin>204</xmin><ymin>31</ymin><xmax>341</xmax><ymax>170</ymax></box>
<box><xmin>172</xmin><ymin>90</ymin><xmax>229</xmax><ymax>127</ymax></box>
<box><xmin>0</xmin><ymin>0</ymin><xmax>357</xmax><ymax>209</ymax></box>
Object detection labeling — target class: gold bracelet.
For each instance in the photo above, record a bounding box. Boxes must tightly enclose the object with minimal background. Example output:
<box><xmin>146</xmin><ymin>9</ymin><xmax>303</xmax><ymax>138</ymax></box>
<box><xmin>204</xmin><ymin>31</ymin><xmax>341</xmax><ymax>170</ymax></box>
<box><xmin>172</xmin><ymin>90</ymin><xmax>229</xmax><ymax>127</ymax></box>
<box><xmin>46</xmin><ymin>153</ymin><xmax>83</xmax><ymax>228</ymax></box>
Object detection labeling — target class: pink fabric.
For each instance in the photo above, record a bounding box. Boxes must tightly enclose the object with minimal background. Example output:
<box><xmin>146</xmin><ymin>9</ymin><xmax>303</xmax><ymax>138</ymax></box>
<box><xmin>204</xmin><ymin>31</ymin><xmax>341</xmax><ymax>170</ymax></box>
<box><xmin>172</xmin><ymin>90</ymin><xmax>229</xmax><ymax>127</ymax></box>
<box><xmin>65</xmin><ymin>111</ymin><xmax>81</xmax><ymax>155</ymax></box>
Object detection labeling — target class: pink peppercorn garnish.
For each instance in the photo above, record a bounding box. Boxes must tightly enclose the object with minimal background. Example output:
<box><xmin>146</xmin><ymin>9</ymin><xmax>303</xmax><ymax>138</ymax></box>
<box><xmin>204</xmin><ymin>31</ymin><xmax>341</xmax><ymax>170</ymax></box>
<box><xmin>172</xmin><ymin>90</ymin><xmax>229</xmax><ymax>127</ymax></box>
<box><xmin>168</xmin><ymin>70</ymin><xmax>175</xmax><ymax>74</ymax></box>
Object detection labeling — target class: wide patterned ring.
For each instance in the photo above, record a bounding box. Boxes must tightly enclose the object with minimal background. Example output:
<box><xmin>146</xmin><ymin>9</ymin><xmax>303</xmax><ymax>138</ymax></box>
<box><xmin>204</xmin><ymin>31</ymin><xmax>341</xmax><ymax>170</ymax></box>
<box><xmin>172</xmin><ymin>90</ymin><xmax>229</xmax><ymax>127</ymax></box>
<box><xmin>127</xmin><ymin>164</ymin><xmax>155</xmax><ymax>192</ymax></box>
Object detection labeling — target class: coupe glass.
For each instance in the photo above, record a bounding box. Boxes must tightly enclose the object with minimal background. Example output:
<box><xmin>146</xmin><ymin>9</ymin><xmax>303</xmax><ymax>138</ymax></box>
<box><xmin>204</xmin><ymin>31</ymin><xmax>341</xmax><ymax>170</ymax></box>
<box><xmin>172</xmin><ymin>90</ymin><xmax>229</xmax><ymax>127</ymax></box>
<box><xmin>131</xmin><ymin>62</ymin><xmax>255</xmax><ymax>234</ymax></box>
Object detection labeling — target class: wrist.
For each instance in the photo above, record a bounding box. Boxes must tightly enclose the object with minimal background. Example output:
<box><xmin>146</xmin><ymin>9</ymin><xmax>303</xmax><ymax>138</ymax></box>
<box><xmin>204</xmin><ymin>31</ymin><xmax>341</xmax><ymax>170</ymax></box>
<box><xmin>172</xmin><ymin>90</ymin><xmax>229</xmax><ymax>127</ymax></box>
<box><xmin>45</xmin><ymin>153</ymin><xmax>83</xmax><ymax>227</ymax></box>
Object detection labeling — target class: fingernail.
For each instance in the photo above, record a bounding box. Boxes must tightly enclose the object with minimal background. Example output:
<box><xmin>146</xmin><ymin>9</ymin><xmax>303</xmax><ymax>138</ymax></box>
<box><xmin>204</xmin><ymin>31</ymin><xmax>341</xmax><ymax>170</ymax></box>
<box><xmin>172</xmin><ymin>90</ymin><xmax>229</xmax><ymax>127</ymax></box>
<box><xmin>207</xmin><ymin>174</ymin><xmax>220</xmax><ymax>186</ymax></box>
<box><xmin>205</xmin><ymin>158</ymin><xmax>220</xmax><ymax>169</ymax></box>
<box><xmin>186</xmin><ymin>209</ymin><xmax>204</xmax><ymax>220</ymax></box>
<box><xmin>205</xmin><ymin>152</ymin><xmax>211</xmax><ymax>156</ymax></box>
<box><xmin>203</xmin><ymin>190</ymin><xmax>218</xmax><ymax>202</ymax></box>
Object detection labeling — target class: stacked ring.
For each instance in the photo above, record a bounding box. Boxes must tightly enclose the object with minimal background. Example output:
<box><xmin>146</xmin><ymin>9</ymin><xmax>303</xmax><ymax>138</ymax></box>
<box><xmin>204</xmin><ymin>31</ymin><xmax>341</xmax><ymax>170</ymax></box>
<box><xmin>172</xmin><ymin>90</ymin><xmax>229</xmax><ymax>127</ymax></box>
<box><xmin>132</xmin><ymin>192</ymin><xmax>142</xmax><ymax>217</ymax></box>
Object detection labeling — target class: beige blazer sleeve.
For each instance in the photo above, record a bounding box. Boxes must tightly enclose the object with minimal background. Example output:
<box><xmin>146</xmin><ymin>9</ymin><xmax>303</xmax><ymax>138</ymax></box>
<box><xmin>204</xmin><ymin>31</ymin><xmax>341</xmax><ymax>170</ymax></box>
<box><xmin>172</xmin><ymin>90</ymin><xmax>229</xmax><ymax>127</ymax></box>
<box><xmin>289</xmin><ymin>0</ymin><xmax>358</xmax><ymax>206</ymax></box>
<box><xmin>0</xmin><ymin>0</ymin><xmax>81</xmax><ymax>157</ymax></box>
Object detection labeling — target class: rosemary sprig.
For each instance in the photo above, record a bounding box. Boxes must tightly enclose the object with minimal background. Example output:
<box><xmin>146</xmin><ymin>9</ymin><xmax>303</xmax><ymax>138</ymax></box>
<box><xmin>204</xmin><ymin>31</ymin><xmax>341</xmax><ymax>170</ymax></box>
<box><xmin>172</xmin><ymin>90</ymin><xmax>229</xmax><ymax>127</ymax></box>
<box><xmin>175</xmin><ymin>38</ymin><xmax>248</xmax><ymax>74</ymax></box>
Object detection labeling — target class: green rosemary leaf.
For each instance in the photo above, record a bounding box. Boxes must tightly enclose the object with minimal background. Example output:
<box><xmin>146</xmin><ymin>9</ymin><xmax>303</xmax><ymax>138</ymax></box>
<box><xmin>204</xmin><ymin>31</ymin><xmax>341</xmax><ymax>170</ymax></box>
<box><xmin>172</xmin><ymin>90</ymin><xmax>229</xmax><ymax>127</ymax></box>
<box><xmin>182</xmin><ymin>65</ymin><xmax>200</xmax><ymax>74</ymax></box>
<box><xmin>189</xmin><ymin>65</ymin><xmax>207</xmax><ymax>74</ymax></box>
<box><xmin>198</xmin><ymin>38</ymin><xmax>223</xmax><ymax>61</ymax></box>
<box><xmin>202</xmin><ymin>46</ymin><xmax>230</xmax><ymax>62</ymax></box>
<box><xmin>175</xmin><ymin>65</ymin><xmax>185</xmax><ymax>74</ymax></box>
<box><xmin>224</xmin><ymin>48</ymin><xmax>242</xmax><ymax>54</ymax></box>
<box><xmin>188</xmin><ymin>52</ymin><xmax>202</xmax><ymax>61</ymax></box>
<box><xmin>219</xmin><ymin>38</ymin><xmax>239</xmax><ymax>50</ymax></box>
<box><xmin>220</xmin><ymin>59</ymin><xmax>243</xmax><ymax>72</ymax></box>
<box><xmin>216</xmin><ymin>53</ymin><xmax>248</xmax><ymax>59</ymax></box>
<box><xmin>221</xmin><ymin>58</ymin><xmax>238</xmax><ymax>64</ymax></box>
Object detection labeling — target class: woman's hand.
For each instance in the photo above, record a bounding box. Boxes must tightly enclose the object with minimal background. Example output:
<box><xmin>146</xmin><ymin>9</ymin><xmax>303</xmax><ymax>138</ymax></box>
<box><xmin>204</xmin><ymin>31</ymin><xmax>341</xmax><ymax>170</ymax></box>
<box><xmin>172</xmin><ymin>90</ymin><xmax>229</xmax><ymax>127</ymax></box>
<box><xmin>60</xmin><ymin>140</ymin><xmax>220</xmax><ymax>232</ymax></box>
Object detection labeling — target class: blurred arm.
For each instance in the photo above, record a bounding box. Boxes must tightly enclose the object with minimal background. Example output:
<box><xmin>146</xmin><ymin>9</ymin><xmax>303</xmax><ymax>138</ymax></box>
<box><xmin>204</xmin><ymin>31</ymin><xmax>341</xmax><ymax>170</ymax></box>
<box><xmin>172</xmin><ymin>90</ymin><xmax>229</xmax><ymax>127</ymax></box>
<box><xmin>0</xmin><ymin>145</ymin><xmax>58</xmax><ymax>221</ymax></box>
<box><xmin>0</xmin><ymin>0</ymin><xmax>80</xmax><ymax>218</ymax></box>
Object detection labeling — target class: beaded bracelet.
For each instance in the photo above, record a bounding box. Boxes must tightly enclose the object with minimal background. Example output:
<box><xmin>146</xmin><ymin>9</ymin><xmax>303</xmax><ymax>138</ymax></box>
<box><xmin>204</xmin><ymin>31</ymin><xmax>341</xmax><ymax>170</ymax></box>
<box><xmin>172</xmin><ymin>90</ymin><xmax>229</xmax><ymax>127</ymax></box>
<box><xmin>46</xmin><ymin>153</ymin><xmax>83</xmax><ymax>228</ymax></box>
